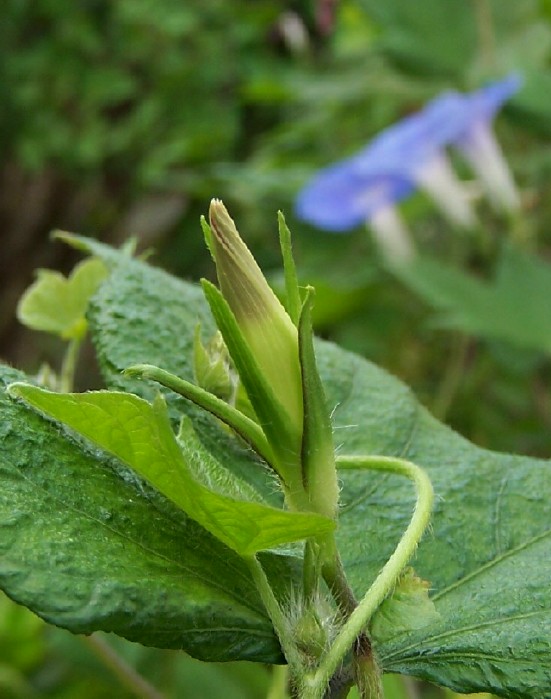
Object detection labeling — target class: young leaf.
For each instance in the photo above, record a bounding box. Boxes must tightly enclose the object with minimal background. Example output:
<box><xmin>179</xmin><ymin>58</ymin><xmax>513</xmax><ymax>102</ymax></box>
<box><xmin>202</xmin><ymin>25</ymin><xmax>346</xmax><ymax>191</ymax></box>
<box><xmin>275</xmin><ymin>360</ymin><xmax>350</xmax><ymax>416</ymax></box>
<box><xmin>17</xmin><ymin>258</ymin><xmax>108</xmax><ymax>340</ymax></box>
<box><xmin>9</xmin><ymin>384</ymin><xmax>333</xmax><ymax>556</ymax></box>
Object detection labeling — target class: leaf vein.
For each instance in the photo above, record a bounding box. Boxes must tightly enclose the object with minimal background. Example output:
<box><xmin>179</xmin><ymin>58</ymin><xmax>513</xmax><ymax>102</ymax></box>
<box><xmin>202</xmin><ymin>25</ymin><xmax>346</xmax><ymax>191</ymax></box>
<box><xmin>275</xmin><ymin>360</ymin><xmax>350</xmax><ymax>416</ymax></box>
<box><xmin>432</xmin><ymin>527</ymin><xmax>551</xmax><ymax>602</ymax></box>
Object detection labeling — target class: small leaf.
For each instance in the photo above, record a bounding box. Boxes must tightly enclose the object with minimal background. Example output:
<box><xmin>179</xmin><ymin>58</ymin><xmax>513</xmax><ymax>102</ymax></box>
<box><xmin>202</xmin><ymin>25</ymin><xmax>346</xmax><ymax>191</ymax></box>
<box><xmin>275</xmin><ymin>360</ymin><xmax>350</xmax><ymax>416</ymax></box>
<box><xmin>9</xmin><ymin>384</ymin><xmax>334</xmax><ymax>556</ymax></box>
<box><xmin>370</xmin><ymin>567</ymin><xmax>440</xmax><ymax>643</ymax></box>
<box><xmin>17</xmin><ymin>258</ymin><xmax>108</xmax><ymax>340</ymax></box>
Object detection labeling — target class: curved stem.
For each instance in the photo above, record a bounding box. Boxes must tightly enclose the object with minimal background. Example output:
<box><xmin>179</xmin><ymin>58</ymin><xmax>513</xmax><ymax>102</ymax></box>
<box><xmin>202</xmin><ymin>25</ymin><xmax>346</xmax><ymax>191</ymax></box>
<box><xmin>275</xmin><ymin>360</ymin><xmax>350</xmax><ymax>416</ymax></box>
<box><xmin>304</xmin><ymin>456</ymin><xmax>434</xmax><ymax>699</ymax></box>
<box><xmin>244</xmin><ymin>554</ymin><xmax>303</xmax><ymax>674</ymax></box>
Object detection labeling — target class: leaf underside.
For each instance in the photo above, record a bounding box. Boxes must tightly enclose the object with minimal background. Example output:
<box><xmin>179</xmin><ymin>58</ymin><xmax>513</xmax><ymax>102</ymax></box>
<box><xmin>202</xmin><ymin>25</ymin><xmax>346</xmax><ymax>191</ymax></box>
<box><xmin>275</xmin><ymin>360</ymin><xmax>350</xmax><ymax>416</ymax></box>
<box><xmin>1</xmin><ymin>237</ymin><xmax>550</xmax><ymax>698</ymax></box>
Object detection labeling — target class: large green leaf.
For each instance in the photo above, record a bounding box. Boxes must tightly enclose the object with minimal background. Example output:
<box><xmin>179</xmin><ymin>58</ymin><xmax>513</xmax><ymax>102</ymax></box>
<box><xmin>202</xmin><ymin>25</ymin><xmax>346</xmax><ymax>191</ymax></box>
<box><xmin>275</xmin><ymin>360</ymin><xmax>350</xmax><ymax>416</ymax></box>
<box><xmin>358</xmin><ymin>0</ymin><xmax>476</xmax><ymax>77</ymax></box>
<box><xmin>2</xmin><ymin>237</ymin><xmax>550</xmax><ymax>697</ymax></box>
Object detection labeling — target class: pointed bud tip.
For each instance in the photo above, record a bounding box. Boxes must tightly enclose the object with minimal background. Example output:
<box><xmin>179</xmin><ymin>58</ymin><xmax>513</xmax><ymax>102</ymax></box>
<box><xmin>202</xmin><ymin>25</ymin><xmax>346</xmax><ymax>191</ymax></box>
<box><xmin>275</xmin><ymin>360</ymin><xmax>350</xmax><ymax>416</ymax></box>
<box><xmin>209</xmin><ymin>198</ymin><xmax>229</xmax><ymax>221</ymax></box>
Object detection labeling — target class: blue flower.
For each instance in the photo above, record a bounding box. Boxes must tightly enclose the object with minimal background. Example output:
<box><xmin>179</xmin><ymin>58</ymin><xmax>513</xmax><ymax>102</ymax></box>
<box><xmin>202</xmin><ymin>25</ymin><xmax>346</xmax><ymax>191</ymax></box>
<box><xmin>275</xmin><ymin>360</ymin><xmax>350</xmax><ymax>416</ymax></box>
<box><xmin>295</xmin><ymin>74</ymin><xmax>521</xmax><ymax>260</ymax></box>
<box><xmin>451</xmin><ymin>74</ymin><xmax>522</xmax><ymax>211</ymax></box>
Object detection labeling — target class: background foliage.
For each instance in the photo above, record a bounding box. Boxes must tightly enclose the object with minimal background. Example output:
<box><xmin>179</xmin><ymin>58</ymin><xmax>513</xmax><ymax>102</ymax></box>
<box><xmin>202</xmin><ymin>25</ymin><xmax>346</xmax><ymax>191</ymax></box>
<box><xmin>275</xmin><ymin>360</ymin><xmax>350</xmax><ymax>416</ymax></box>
<box><xmin>1</xmin><ymin>0</ymin><xmax>551</xmax><ymax>697</ymax></box>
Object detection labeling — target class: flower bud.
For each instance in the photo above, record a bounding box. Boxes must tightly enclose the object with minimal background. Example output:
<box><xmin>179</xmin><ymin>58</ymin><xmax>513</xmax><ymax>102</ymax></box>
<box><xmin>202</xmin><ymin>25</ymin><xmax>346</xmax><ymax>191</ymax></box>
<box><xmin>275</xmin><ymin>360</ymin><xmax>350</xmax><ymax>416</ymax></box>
<box><xmin>208</xmin><ymin>199</ymin><xmax>303</xmax><ymax>441</ymax></box>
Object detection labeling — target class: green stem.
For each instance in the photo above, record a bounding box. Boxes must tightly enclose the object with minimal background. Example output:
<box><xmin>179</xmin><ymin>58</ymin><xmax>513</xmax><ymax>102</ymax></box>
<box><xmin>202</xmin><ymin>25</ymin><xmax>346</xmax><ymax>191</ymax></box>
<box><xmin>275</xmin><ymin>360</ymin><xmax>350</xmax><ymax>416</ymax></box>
<box><xmin>59</xmin><ymin>337</ymin><xmax>82</xmax><ymax>392</ymax></box>
<box><xmin>321</xmin><ymin>539</ymin><xmax>357</xmax><ymax>618</ymax></box>
<box><xmin>245</xmin><ymin>554</ymin><xmax>304</xmax><ymax>674</ymax></box>
<box><xmin>303</xmin><ymin>456</ymin><xmax>434</xmax><ymax>699</ymax></box>
<box><xmin>124</xmin><ymin>364</ymin><xmax>274</xmax><ymax>466</ymax></box>
<box><xmin>82</xmin><ymin>633</ymin><xmax>164</xmax><ymax>699</ymax></box>
<box><xmin>267</xmin><ymin>665</ymin><xmax>290</xmax><ymax>699</ymax></box>
<box><xmin>472</xmin><ymin>0</ymin><xmax>496</xmax><ymax>73</ymax></box>
<box><xmin>432</xmin><ymin>333</ymin><xmax>470</xmax><ymax>421</ymax></box>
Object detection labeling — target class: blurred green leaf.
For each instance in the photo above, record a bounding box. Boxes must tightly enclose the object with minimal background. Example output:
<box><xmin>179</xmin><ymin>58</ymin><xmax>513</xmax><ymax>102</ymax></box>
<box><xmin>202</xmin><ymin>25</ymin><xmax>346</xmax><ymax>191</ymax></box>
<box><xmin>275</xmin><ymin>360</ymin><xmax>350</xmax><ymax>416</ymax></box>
<box><xmin>390</xmin><ymin>246</ymin><xmax>551</xmax><ymax>353</ymax></box>
<box><xmin>16</xmin><ymin>258</ymin><xmax>108</xmax><ymax>340</ymax></box>
<box><xmin>358</xmin><ymin>0</ymin><xmax>476</xmax><ymax>77</ymax></box>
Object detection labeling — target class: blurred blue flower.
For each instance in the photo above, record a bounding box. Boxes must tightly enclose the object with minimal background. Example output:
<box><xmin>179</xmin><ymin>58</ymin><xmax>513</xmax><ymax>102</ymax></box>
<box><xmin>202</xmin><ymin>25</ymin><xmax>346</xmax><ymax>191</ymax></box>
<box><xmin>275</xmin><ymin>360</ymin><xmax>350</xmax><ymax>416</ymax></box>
<box><xmin>452</xmin><ymin>74</ymin><xmax>522</xmax><ymax>211</ymax></box>
<box><xmin>295</xmin><ymin>74</ymin><xmax>521</xmax><ymax>261</ymax></box>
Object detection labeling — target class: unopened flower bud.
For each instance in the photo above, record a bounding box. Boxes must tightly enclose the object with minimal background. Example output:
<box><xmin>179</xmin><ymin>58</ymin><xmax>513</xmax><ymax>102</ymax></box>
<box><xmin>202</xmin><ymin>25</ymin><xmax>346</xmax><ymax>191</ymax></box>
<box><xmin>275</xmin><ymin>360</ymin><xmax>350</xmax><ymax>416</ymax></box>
<box><xmin>208</xmin><ymin>199</ymin><xmax>303</xmax><ymax>440</ymax></box>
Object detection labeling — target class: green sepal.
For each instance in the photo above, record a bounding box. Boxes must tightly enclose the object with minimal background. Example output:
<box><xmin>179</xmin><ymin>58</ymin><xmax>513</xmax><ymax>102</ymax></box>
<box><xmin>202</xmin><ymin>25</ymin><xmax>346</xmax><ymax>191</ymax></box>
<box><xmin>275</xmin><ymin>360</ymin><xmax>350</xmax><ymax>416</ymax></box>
<box><xmin>124</xmin><ymin>363</ymin><xmax>274</xmax><ymax>467</ymax></box>
<box><xmin>278</xmin><ymin>211</ymin><xmax>301</xmax><ymax>327</ymax></box>
<box><xmin>298</xmin><ymin>288</ymin><xmax>339</xmax><ymax>519</ymax></box>
<box><xmin>201</xmin><ymin>279</ymin><xmax>305</xmax><ymax>497</ymax></box>
<box><xmin>8</xmin><ymin>383</ymin><xmax>334</xmax><ymax>556</ymax></box>
<box><xmin>16</xmin><ymin>258</ymin><xmax>108</xmax><ymax>340</ymax></box>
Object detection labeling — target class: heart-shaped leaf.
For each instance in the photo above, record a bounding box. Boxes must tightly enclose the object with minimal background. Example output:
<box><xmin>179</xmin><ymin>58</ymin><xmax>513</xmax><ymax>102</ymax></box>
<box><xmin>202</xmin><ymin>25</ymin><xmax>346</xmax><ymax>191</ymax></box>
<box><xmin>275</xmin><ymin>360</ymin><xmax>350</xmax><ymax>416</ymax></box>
<box><xmin>16</xmin><ymin>258</ymin><xmax>108</xmax><ymax>340</ymax></box>
<box><xmin>1</xmin><ymin>236</ymin><xmax>549</xmax><ymax>698</ymax></box>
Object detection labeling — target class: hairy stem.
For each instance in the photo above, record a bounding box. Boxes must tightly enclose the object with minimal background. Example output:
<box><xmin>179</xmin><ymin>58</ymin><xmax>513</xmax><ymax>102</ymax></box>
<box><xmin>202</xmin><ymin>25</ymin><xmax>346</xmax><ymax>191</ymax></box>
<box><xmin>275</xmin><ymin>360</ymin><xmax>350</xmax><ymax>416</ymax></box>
<box><xmin>245</xmin><ymin>554</ymin><xmax>304</xmax><ymax>674</ymax></box>
<box><xmin>303</xmin><ymin>456</ymin><xmax>434</xmax><ymax>699</ymax></box>
<box><xmin>321</xmin><ymin>542</ymin><xmax>357</xmax><ymax>618</ymax></box>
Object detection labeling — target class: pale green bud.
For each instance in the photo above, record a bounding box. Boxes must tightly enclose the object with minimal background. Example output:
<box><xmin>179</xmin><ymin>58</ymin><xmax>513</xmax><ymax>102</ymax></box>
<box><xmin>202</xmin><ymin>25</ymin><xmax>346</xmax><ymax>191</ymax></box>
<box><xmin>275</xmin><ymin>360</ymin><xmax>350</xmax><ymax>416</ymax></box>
<box><xmin>208</xmin><ymin>199</ymin><xmax>303</xmax><ymax>443</ymax></box>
